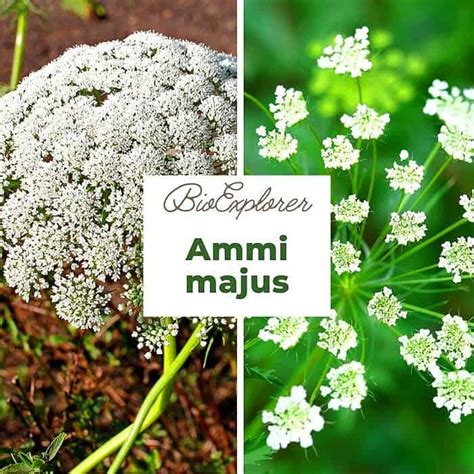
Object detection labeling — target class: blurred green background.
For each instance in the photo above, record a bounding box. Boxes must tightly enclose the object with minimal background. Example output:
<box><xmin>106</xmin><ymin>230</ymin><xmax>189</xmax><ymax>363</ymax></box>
<box><xmin>244</xmin><ymin>0</ymin><xmax>474</xmax><ymax>473</ymax></box>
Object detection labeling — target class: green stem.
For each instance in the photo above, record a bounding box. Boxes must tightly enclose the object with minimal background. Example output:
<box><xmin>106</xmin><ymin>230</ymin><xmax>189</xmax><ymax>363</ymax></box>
<box><xmin>309</xmin><ymin>352</ymin><xmax>332</xmax><ymax>404</ymax></box>
<box><xmin>359</xmin><ymin>140</ymin><xmax>377</xmax><ymax>241</ymax></box>
<box><xmin>356</xmin><ymin>78</ymin><xmax>363</xmax><ymax>104</ymax></box>
<box><xmin>422</xmin><ymin>142</ymin><xmax>441</xmax><ymax>173</ymax></box>
<box><xmin>402</xmin><ymin>303</ymin><xmax>444</xmax><ymax>320</ymax></box>
<box><xmin>10</xmin><ymin>2</ymin><xmax>28</xmax><ymax>90</ymax></box>
<box><xmin>307</xmin><ymin>122</ymin><xmax>323</xmax><ymax>147</ymax></box>
<box><xmin>244</xmin><ymin>91</ymin><xmax>275</xmax><ymax>124</ymax></box>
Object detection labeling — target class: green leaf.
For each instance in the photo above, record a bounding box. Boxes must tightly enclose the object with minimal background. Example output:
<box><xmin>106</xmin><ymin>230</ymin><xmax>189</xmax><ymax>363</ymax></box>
<box><xmin>44</xmin><ymin>432</ymin><xmax>67</xmax><ymax>462</ymax></box>
<box><xmin>245</xmin><ymin>365</ymin><xmax>282</xmax><ymax>386</ymax></box>
<box><xmin>244</xmin><ymin>442</ymin><xmax>272</xmax><ymax>468</ymax></box>
<box><xmin>0</xmin><ymin>463</ymin><xmax>38</xmax><ymax>474</ymax></box>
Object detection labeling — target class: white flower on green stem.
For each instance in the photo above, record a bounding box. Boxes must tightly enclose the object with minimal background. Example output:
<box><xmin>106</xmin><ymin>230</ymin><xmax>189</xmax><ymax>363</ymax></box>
<box><xmin>256</xmin><ymin>126</ymin><xmax>298</xmax><ymax>162</ymax></box>
<box><xmin>320</xmin><ymin>361</ymin><xmax>367</xmax><ymax>411</ymax></box>
<box><xmin>321</xmin><ymin>135</ymin><xmax>359</xmax><ymax>170</ymax></box>
<box><xmin>459</xmin><ymin>191</ymin><xmax>474</xmax><ymax>222</ymax></box>
<box><xmin>317</xmin><ymin>316</ymin><xmax>358</xmax><ymax>360</ymax></box>
<box><xmin>340</xmin><ymin>104</ymin><xmax>390</xmax><ymax>140</ymax></box>
<box><xmin>132</xmin><ymin>318</ymin><xmax>179</xmax><ymax>359</ymax></box>
<box><xmin>432</xmin><ymin>370</ymin><xmax>474</xmax><ymax>424</ymax></box>
<box><xmin>386</xmin><ymin>154</ymin><xmax>424</xmax><ymax>195</ymax></box>
<box><xmin>438</xmin><ymin>237</ymin><xmax>474</xmax><ymax>283</ymax></box>
<box><xmin>262</xmin><ymin>385</ymin><xmax>325</xmax><ymax>450</ymax></box>
<box><xmin>438</xmin><ymin>125</ymin><xmax>474</xmax><ymax>163</ymax></box>
<box><xmin>367</xmin><ymin>287</ymin><xmax>407</xmax><ymax>326</ymax></box>
<box><xmin>436</xmin><ymin>314</ymin><xmax>473</xmax><ymax>369</ymax></box>
<box><xmin>258</xmin><ymin>317</ymin><xmax>309</xmax><ymax>350</ymax></box>
<box><xmin>399</xmin><ymin>329</ymin><xmax>440</xmax><ymax>373</ymax></box>
<box><xmin>331</xmin><ymin>241</ymin><xmax>361</xmax><ymax>275</ymax></box>
<box><xmin>317</xmin><ymin>26</ymin><xmax>372</xmax><ymax>78</ymax></box>
<box><xmin>332</xmin><ymin>194</ymin><xmax>369</xmax><ymax>224</ymax></box>
<box><xmin>385</xmin><ymin>211</ymin><xmax>427</xmax><ymax>246</ymax></box>
<box><xmin>269</xmin><ymin>85</ymin><xmax>309</xmax><ymax>130</ymax></box>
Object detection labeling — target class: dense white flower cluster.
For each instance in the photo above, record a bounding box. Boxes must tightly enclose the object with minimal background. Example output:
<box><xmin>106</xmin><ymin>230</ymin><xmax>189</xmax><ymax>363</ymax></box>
<box><xmin>262</xmin><ymin>385</ymin><xmax>325</xmax><ymax>450</ymax></box>
<box><xmin>399</xmin><ymin>329</ymin><xmax>440</xmax><ymax>373</ymax></box>
<box><xmin>438</xmin><ymin>125</ymin><xmax>474</xmax><ymax>163</ymax></box>
<box><xmin>386</xmin><ymin>150</ymin><xmax>424</xmax><ymax>194</ymax></box>
<box><xmin>432</xmin><ymin>370</ymin><xmax>474</xmax><ymax>424</ymax></box>
<box><xmin>332</xmin><ymin>194</ymin><xmax>369</xmax><ymax>224</ymax></box>
<box><xmin>258</xmin><ymin>317</ymin><xmax>309</xmax><ymax>350</ymax></box>
<box><xmin>331</xmin><ymin>241</ymin><xmax>361</xmax><ymax>275</ymax></box>
<box><xmin>438</xmin><ymin>237</ymin><xmax>474</xmax><ymax>283</ymax></box>
<box><xmin>256</xmin><ymin>126</ymin><xmax>298</xmax><ymax>161</ymax></box>
<box><xmin>341</xmin><ymin>104</ymin><xmax>390</xmax><ymax>140</ymax></box>
<box><xmin>317</xmin><ymin>316</ymin><xmax>358</xmax><ymax>360</ymax></box>
<box><xmin>460</xmin><ymin>191</ymin><xmax>474</xmax><ymax>222</ymax></box>
<box><xmin>436</xmin><ymin>315</ymin><xmax>473</xmax><ymax>369</ymax></box>
<box><xmin>0</xmin><ymin>33</ymin><xmax>237</xmax><ymax>339</ymax></box>
<box><xmin>385</xmin><ymin>211</ymin><xmax>427</xmax><ymax>246</ymax></box>
<box><xmin>321</xmin><ymin>361</ymin><xmax>368</xmax><ymax>410</ymax></box>
<box><xmin>269</xmin><ymin>85</ymin><xmax>309</xmax><ymax>130</ymax></box>
<box><xmin>321</xmin><ymin>135</ymin><xmax>359</xmax><ymax>170</ymax></box>
<box><xmin>367</xmin><ymin>287</ymin><xmax>407</xmax><ymax>326</ymax></box>
<box><xmin>317</xmin><ymin>26</ymin><xmax>372</xmax><ymax>78</ymax></box>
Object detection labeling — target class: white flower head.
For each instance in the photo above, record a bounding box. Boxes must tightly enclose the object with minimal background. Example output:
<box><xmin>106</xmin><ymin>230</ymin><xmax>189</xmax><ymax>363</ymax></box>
<box><xmin>317</xmin><ymin>26</ymin><xmax>372</xmax><ymax>78</ymax></box>
<box><xmin>321</xmin><ymin>361</ymin><xmax>368</xmax><ymax>411</ymax></box>
<box><xmin>132</xmin><ymin>318</ymin><xmax>179</xmax><ymax>359</ymax></box>
<box><xmin>436</xmin><ymin>315</ymin><xmax>473</xmax><ymax>369</ymax></box>
<box><xmin>438</xmin><ymin>125</ymin><xmax>474</xmax><ymax>163</ymax></box>
<box><xmin>262</xmin><ymin>385</ymin><xmax>325</xmax><ymax>450</ymax></box>
<box><xmin>256</xmin><ymin>126</ymin><xmax>298</xmax><ymax>162</ymax></box>
<box><xmin>432</xmin><ymin>370</ymin><xmax>474</xmax><ymax>424</ymax></box>
<box><xmin>317</xmin><ymin>317</ymin><xmax>358</xmax><ymax>360</ymax></box>
<box><xmin>399</xmin><ymin>329</ymin><xmax>440</xmax><ymax>373</ymax></box>
<box><xmin>459</xmin><ymin>191</ymin><xmax>474</xmax><ymax>222</ymax></box>
<box><xmin>321</xmin><ymin>135</ymin><xmax>360</xmax><ymax>170</ymax></box>
<box><xmin>367</xmin><ymin>287</ymin><xmax>407</xmax><ymax>326</ymax></box>
<box><xmin>331</xmin><ymin>241</ymin><xmax>361</xmax><ymax>275</ymax></box>
<box><xmin>332</xmin><ymin>194</ymin><xmax>369</xmax><ymax>224</ymax></box>
<box><xmin>258</xmin><ymin>317</ymin><xmax>309</xmax><ymax>350</ymax></box>
<box><xmin>386</xmin><ymin>154</ymin><xmax>424</xmax><ymax>195</ymax></box>
<box><xmin>340</xmin><ymin>104</ymin><xmax>390</xmax><ymax>140</ymax></box>
<box><xmin>438</xmin><ymin>237</ymin><xmax>474</xmax><ymax>283</ymax></box>
<box><xmin>269</xmin><ymin>85</ymin><xmax>309</xmax><ymax>130</ymax></box>
<box><xmin>385</xmin><ymin>211</ymin><xmax>427</xmax><ymax>246</ymax></box>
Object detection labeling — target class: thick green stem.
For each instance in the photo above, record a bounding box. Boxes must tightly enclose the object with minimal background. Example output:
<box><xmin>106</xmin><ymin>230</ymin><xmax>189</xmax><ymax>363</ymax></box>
<box><xmin>10</xmin><ymin>3</ymin><xmax>28</xmax><ymax>90</ymax></box>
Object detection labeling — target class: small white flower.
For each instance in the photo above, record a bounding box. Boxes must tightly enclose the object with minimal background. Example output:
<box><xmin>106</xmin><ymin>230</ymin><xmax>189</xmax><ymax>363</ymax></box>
<box><xmin>331</xmin><ymin>241</ymin><xmax>361</xmax><ymax>275</ymax></box>
<box><xmin>399</xmin><ymin>329</ymin><xmax>440</xmax><ymax>373</ymax></box>
<box><xmin>385</xmin><ymin>211</ymin><xmax>427</xmax><ymax>246</ymax></box>
<box><xmin>256</xmin><ymin>126</ymin><xmax>298</xmax><ymax>161</ymax></box>
<box><xmin>258</xmin><ymin>317</ymin><xmax>309</xmax><ymax>350</ymax></box>
<box><xmin>317</xmin><ymin>316</ymin><xmax>358</xmax><ymax>360</ymax></box>
<box><xmin>438</xmin><ymin>237</ymin><xmax>474</xmax><ymax>283</ymax></box>
<box><xmin>321</xmin><ymin>135</ymin><xmax>360</xmax><ymax>170</ymax></box>
<box><xmin>432</xmin><ymin>370</ymin><xmax>474</xmax><ymax>424</ymax></box>
<box><xmin>340</xmin><ymin>104</ymin><xmax>390</xmax><ymax>140</ymax></box>
<box><xmin>367</xmin><ymin>287</ymin><xmax>407</xmax><ymax>326</ymax></box>
<box><xmin>317</xmin><ymin>26</ymin><xmax>372</xmax><ymax>78</ymax></box>
<box><xmin>386</xmin><ymin>157</ymin><xmax>424</xmax><ymax>195</ymax></box>
<box><xmin>399</xmin><ymin>149</ymin><xmax>409</xmax><ymax>161</ymax></box>
<box><xmin>262</xmin><ymin>385</ymin><xmax>325</xmax><ymax>450</ymax></box>
<box><xmin>321</xmin><ymin>361</ymin><xmax>368</xmax><ymax>411</ymax></box>
<box><xmin>436</xmin><ymin>315</ymin><xmax>473</xmax><ymax>369</ymax></box>
<box><xmin>269</xmin><ymin>85</ymin><xmax>309</xmax><ymax>130</ymax></box>
<box><xmin>459</xmin><ymin>191</ymin><xmax>474</xmax><ymax>222</ymax></box>
<box><xmin>438</xmin><ymin>125</ymin><xmax>474</xmax><ymax>163</ymax></box>
<box><xmin>332</xmin><ymin>194</ymin><xmax>369</xmax><ymax>224</ymax></box>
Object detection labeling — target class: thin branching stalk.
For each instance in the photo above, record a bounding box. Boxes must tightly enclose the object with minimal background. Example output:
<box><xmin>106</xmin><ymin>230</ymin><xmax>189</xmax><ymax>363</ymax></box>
<box><xmin>244</xmin><ymin>92</ymin><xmax>275</xmax><ymax>124</ymax></box>
<box><xmin>10</xmin><ymin>1</ymin><xmax>28</xmax><ymax>90</ymax></box>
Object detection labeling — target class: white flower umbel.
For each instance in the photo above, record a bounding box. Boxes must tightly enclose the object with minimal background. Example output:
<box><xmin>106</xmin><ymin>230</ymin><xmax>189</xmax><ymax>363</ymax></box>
<box><xmin>367</xmin><ymin>287</ymin><xmax>407</xmax><ymax>326</ymax></box>
<box><xmin>0</xmin><ymin>32</ymin><xmax>237</xmax><ymax>336</ymax></box>
<box><xmin>331</xmin><ymin>241</ymin><xmax>361</xmax><ymax>275</ymax></box>
<box><xmin>262</xmin><ymin>385</ymin><xmax>325</xmax><ymax>450</ymax></box>
<box><xmin>317</xmin><ymin>26</ymin><xmax>372</xmax><ymax>78</ymax></box>
<box><xmin>399</xmin><ymin>329</ymin><xmax>440</xmax><ymax>373</ymax></box>
<box><xmin>317</xmin><ymin>316</ymin><xmax>358</xmax><ymax>360</ymax></box>
<box><xmin>432</xmin><ymin>370</ymin><xmax>474</xmax><ymax>424</ymax></box>
<box><xmin>332</xmin><ymin>194</ymin><xmax>369</xmax><ymax>224</ymax></box>
<box><xmin>256</xmin><ymin>126</ymin><xmax>298</xmax><ymax>161</ymax></box>
<box><xmin>438</xmin><ymin>125</ymin><xmax>474</xmax><ymax>163</ymax></box>
<box><xmin>340</xmin><ymin>104</ymin><xmax>390</xmax><ymax>140</ymax></box>
<box><xmin>321</xmin><ymin>361</ymin><xmax>368</xmax><ymax>411</ymax></box>
<box><xmin>438</xmin><ymin>237</ymin><xmax>474</xmax><ymax>283</ymax></box>
<box><xmin>386</xmin><ymin>151</ymin><xmax>424</xmax><ymax>194</ymax></box>
<box><xmin>385</xmin><ymin>211</ymin><xmax>427</xmax><ymax>246</ymax></box>
<box><xmin>132</xmin><ymin>319</ymin><xmax>179</xmax><ymax>359</ymax></box>
<box><xmin>321</xmin><ymin>135</ymin><xmax>360</xmax><ymax>170</ymax></box>
<box><xmin>258</xmin><ymin>317</ymin><xmax>309</xmax><ymax>350</ymax></box>
<box><xmin>436</xmin><ymin>315</ymin><xmax>473</xmax><ymax>369</ymax></box>
<box><xmin>269</xmin><ymin>85</ymin><xmax>309</xmax><ymax>130</ymax></box>
<box><xmin>460</xmin><ymin>191</ymin><xmax>474</xmax><ymax>222</ymax></box>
